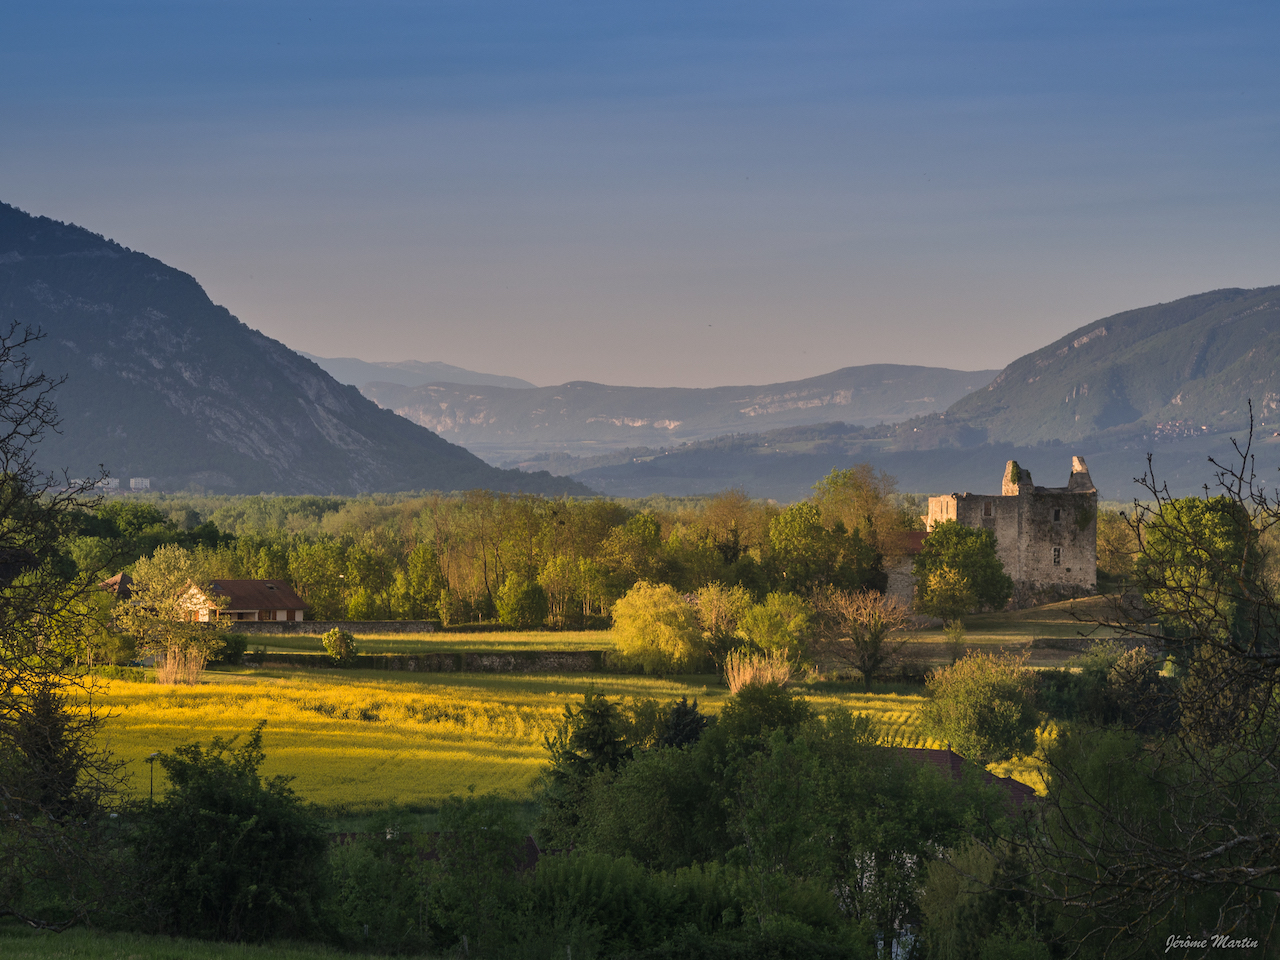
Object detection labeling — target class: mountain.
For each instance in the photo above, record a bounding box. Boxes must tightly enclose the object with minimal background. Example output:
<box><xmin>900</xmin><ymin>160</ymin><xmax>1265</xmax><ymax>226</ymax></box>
<box><xmin>544</xmin><ymin>287</ymin><xmax>1280</xmax><ymax>501</ymax></box>
<box><xmin>361</xmin><ymin>365</ymin><xmax>999</xmax><ymax>463</ymax></box>
<box><xmin>939</xmin><ymin>286</ymin><xmax>1280</xmax><ymax>445</ymax></box>
<box><xmin>299</xmin><ymin>353</ymin><xmax>537</xmax><ymax>391</ymax></box>
<box><xmin>0</xmin><ymin>202</ymin><xmax>589</xmax><ymax>496</ymax></box>
<box><xmin>558</xmin><ymin>422</ymin><xmax>1269</xmax><ymax>502</ymax></box>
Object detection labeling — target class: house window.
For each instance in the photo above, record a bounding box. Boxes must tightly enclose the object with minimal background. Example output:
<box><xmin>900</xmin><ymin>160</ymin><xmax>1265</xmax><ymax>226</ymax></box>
<box><xmin>1053</xmin><ymin>508</ymin><xmax>1061</xmax><ymax>522</ymax></box>
<box><xmin>983</xmin><ymin>502</ymin><xmax>992</xmax><ymax>517</ymax></box>
<box><xmin>1053</xmin><ymin>547</ymin><xmax>1061</xmax><ymax>566</ymax></box>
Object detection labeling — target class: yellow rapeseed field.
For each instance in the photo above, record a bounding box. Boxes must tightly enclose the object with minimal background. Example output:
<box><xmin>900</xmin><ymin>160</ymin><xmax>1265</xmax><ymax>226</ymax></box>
<box><xmin>91</xmin><ymin>669</ymin><xmax>1046</xmax><ymax>809</ymax></box>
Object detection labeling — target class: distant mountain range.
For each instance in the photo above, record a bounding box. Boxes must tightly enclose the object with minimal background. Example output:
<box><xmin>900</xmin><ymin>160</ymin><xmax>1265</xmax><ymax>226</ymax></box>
<box><xmin>8</xmin><ymin>199</ymin><xmax>1275</xmax><ymax>502</ymax></box>
<box><xmin>360</xmin><ymin>365</ymin><xmax>999</xmax><ymax>463</ymax></box>
<box><xmin>0</xmin><ymin>202</ymin><xmax>588</xmax><ymax>496</ymax></box>
<box><xmin>300</xmin><ymin>353</ymin><xmax>537</xmax><ymax>391</ymax></box>
<box><xmin>542</xmin><ymin>288</ymin><xmax>1280</xmax><ymax>500</ymax></box>
<box><xmin>939</xmin><ymin>285</ymin><xmax>1280</xmax><ymax>445</ymax></box>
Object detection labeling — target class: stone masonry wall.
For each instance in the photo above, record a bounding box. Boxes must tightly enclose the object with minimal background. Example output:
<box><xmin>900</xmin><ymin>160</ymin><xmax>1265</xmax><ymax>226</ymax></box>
<box><xmin>227</xmin><ymin>619</ymin><xmax>440</xmax><ymax>635</ymax></box>
<box><xmin>927</xmin><ymin>457</ymin><xmax>1097</xmax><ymax>605</ymax></box>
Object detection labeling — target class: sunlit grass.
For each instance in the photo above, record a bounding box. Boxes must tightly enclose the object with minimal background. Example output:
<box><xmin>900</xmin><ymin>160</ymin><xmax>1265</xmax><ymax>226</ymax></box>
<box><xmin>0</xmin><ymin>925</ymin><xmax>403</xmax><ymax>960</ymax></box>
<box><xmin>254</xmin><ymin>629</ymin><xmax>615</xmax><ymax>655</ymax></box>
<box><xmin>91</xmin><ymin>666</ymin><xmax>1048</xmax><ymax>811</ymax></box>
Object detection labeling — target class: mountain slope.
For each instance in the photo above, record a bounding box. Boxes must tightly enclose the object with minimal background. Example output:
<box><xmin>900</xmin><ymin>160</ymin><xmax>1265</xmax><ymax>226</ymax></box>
<box><xmin>942</xmin><ymin>286</ymin><xmax>1280</xmax><ymax>445</ymax></box>
<box><xmin>362</xmin><ymin>364</ymin><xmax>999</xmax><ymax>462</ymax></box>
<box><xmin>299</xmin><ymin>353</ymin><xmax>537</xmax><ymax>391</ymax></box>
<box><xmin>0</xmin><ymin>202</ymin><xmax>588</xmax><ymax>496</ymax></box>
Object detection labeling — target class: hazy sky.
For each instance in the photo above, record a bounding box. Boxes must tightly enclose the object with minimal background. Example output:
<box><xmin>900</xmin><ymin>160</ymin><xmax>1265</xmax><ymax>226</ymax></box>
<box><xmin>3</xmin><ymin>1</ymin><xmax>1278</xmax><ymax>387</ymax></box>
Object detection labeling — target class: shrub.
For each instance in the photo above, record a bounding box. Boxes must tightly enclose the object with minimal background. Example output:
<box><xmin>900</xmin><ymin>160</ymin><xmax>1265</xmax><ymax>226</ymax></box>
<box><xmin>920</xmin><ymin>652</ymin><xmax>1038</xmax><ymax>764</ymax></box>
<box><xmin>133</xmin><ymin>722</ymin><xmax>328</xmax><ymax>941</ymax></box>
<box><xmin>497</xmin><ymin>574</ymin><xmax>550</xmax><ymax>628</ymax></box>
<box><xmin>211</xmin><ymin>633</ymin><xmax>247</xmax><ymax>665</ymax></box>
<box><xmin>913</xmin><ymin>523</ymin><xmax>1013</xmax><ymax>616</ymax></box>
<box><xmin>724</xmin><ymin>649</ymin><xmax>794</xmax><ymax>693</ymax></box>
<box><xmin>943</xmin><ymin>620</ymin><xmax>968</xmax><ymax>665</ymax></box>
<box><xmin>612</xmin><ymin>581</ymin><xmax>706</xmax><ymax>674</ymax></box>
<box><xmin>321</xmin><ymin>628</ymin><xmax>358</xmax><ymax>666</ymax></box>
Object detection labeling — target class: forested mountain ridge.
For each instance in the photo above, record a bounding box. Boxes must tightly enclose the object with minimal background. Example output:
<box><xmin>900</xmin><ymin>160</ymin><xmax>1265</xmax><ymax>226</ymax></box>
<box><xmin>361</xmin><ymin>364</ymin><xmax>999</xmax><ymax>463</ymax></box>
<box><xmin>0</xmin><ymin>202</ymin><xmax>589</xmax><ymax>496</ymax></box>
<box><xmin>937</xmin><ymin>285</ymin><xmax>1280</xmax><ymax>445</ymax></box>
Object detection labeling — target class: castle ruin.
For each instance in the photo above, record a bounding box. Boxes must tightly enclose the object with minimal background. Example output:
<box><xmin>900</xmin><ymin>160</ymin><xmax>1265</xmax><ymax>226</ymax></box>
<box><xmin>925</xmin><ymin>457</ymin><xmax>1097</xmax><ymax>605</ymax></box>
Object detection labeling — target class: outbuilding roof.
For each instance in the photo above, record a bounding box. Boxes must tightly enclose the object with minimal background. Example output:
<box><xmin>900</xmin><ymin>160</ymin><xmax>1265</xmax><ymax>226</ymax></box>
<box><xmin>900</xmin><ymin>747</ymin><xmax>1039</xmax><ymax>812</ymax></box>
<box><xmin>203</xmin><ymin>579</ymin><xmax>307</xmax><ymax>611</ymax></box>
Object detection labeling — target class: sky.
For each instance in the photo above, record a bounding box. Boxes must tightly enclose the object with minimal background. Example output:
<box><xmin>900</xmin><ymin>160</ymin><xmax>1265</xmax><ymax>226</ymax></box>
<box><xmin>2</xmin><ymin>1</ymin><xmax>1278</xmax><ymax>388</ymax></box>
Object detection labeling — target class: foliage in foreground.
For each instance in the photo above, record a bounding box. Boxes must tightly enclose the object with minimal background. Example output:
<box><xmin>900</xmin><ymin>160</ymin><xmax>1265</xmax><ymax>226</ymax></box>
<box><xmin>919</xmin><ymin>651</ymin><xmax>1039</xmax><ymax>764</ymax></box>
<box><xmin>131</xmin><ymin>722</ymin><xmax>329</xmax><ymax>941</ymax></box>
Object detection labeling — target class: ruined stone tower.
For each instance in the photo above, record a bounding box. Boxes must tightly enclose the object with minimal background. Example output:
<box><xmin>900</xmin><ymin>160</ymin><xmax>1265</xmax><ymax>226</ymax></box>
<box><xmin>925</xmin><ymin>457</ymin><xmax>1097</xmax><ymax>605</ymax></box>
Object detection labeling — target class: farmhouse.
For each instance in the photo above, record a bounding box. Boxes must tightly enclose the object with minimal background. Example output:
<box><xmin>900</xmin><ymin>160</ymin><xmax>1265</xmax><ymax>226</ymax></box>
<box><xmin>925</xmin><ymin>456</ymin><xmax>1097</xmax><ymax>604</ymax></box>
<box><xmin>182</xmin><ymin>579</ymin><xmax>308</xmax><ymax>622</ymax></box>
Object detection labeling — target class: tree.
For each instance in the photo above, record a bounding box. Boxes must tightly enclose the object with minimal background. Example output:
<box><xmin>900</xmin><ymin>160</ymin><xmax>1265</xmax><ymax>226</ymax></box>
<box><xmin>1096</xmin><ymin>508</ymin><xmax>1139</xmax><ymax>585</ymax></box>
<box><xmin>919</xmin><ymin>651</ymin><xmax>1038</xmax><ymax>764</ymax></box>
<box><xmin>812</xmin><ymin>464</ymin><xmax>920</xmax><ymax>564</ymax></box>
<box><xmin>611</xmin><ymin>581</ymin><xmax>706</xmax><ymax>674</ymax></box>
<box><xmin>0</xmin><ymin>323</ymin><xmax>124</xmax><ymax>929</ymax></box>
<box><xmin>812</xmin><ymin>588</ymin><xmax>915</xmax><ymax>685</ymax></box>
<box><xmin>133</xmin><ymin>722</ymin><xmax>328</xmax><ymax>941</ymax></box>
<box><xmin>693</xmin><ymin>581</ymin><xmax>755</xmax><ymax>670</ymax></box>
<box><xmin>496</xmin><ymin>573</ymin><xmax>549</xmax><ymax>628</ymax></box>
<box><xmin>913</xmin><ymin>522</ymin><xmax>1013</xmax><ymax>615</ymax></box>
<box><xmin>737</xmin><ymin>591</ymin><xmax>813</xmax><ymax>664</ymax></box>
<box><xmin>767</xmin><ymin>501</ymin><xmax>881</xmax><ymax>594</ymax></box>
<box><xmin>118</xmin><ymin>543</ymin><xmax>228</xmax><ymax>684</ymax></box>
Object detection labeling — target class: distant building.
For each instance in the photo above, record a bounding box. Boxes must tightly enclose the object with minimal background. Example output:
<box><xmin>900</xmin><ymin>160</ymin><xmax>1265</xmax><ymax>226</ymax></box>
<box><xmin>129</xmin><ymin>477</ymin><xmax>151</xmax><ymax>491</ymax></box>
<box><xmin>181</xmin><ymin>579</ymin><xmax>308</xmax><ymax>622</ymax></box>
<box><xmin>96</xmin><ymin>477</ymin><xmax>120</xmax><ymax>491</ymax></box>
<box><xmin>900</xmin><ymin>747</ymin><xmax>1039</xmax><ymax>812</ymax></box>
<box><xmin>925</xmin><ymin>457</ymin><xmax>1097</xmax><ymax>605</ymax></box>
<box><xmin>99</xmin><ymin>571</ymin><xmax>134</xmax><ymax>601</ymax></box>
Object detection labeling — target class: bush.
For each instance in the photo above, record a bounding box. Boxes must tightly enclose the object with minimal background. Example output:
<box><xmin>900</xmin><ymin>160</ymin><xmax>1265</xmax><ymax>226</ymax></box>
<box><xmin>612</xmin><ymin>581</ymin><xmax>707</xmax><ymax>674</ymax></box>
<box><xmin>326</xmin><ymin>836</ymin><xmax>430</xmax><ymax>952</ymax></box>
<box><xmin>913</xmin><ymin>523</ymin><xmax>1013</xmax><ymax>616</ymax></box>
<box><xmin>321</xmin><ymin>628</ymin><xmax>358</xmax><ymax>666</ymax></box>
<box><xmin>132</xmin><ymin>722</ymin><xmax>328</xmax><ymax>941</ymax></box>
<box><xmin>211</xmin><ymin>632</ymin><xmax>247</xmax><ymax>665</ymax></box>
<box><xmin>920</xmin><ymin>652</ymin><xmax>1038</xmax><ymax>764</ymax></box>
<box><xmin>497</xmin><ymin>574</ymin><xmax>550</xmax><ymax>628</ymax></box>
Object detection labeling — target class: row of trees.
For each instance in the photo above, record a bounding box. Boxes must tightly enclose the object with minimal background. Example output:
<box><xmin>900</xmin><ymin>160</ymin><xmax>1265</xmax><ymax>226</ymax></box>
<box><xmin>72</xmin><ymin>468</ymin><xmax>922</xmax><ymax>631</ymax></box>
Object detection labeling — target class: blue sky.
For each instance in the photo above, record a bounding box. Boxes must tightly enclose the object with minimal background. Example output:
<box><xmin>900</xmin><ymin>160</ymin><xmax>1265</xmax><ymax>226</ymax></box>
<box><xmin>3</xmin><ymin>1</ymin><xmax>1277</xmax><ymax>387</ymax></box>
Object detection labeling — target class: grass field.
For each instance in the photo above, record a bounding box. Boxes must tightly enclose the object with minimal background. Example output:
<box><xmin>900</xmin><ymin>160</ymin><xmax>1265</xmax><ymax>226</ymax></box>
<box><xmin>253</xmin><ymin>629</ymin><xmax>615</xmax><ymax>655</ymax></box>
<box><xmin>0</xmin><ymin>927</ymin><xmax>400</xmax><ymax>960</ymax></box>
<box><xmin>91</xmin><ymin>660</ymin><xmax>1049</xmax><ymax>812</ymax></box>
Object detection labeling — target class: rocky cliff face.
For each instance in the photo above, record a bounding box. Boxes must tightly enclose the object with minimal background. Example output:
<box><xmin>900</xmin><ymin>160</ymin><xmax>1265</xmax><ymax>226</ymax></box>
<box><xmin>0</xmin><ymin>202</ymin><xmax>589</xmax><ymax>496</ymax></box>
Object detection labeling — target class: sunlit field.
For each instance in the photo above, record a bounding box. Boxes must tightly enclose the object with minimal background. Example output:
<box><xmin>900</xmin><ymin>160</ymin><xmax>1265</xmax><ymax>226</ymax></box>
<box><xmin>254</xmin><ymin>629</ymin><xmax>615</xmax><ymax>655</ymax></box>
<box><xmin>90</xmin><ymin>666</ymin><xmax>1047</xmax><ymax>810</ymax></box>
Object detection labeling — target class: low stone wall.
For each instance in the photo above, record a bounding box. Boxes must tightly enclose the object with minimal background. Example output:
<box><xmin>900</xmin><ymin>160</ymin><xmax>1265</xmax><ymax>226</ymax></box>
<box><xmin>227</xmin><ymin>620</ymin><xmax>441</xmax><ymax>635</ymax></box>
<box><xmin>252</xmin><ymin>650</ymin><xmax>606</xmax><ymax>673</ymax></box>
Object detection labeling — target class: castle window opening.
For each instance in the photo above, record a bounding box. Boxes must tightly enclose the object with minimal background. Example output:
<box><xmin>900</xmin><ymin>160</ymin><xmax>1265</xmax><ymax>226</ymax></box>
<box><xmin>1052</xmin><ymin>547</ymin><xmax>1062</xmax><ymax>566</ymax></box>
<box><xmin>1053</xmin><ymin>508</ymin><xmax>1061</xmax><ymax>522</ymax></box>
<box><xmin>983</xmin><ymin>502</ymin><xmax>992</xmax><ymax>517</ymax></box>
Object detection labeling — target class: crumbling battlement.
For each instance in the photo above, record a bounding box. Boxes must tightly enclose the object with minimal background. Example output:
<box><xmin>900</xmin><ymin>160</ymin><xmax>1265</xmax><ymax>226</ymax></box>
<box><xmin>926</xmin><ymin>456</ymin><xmax>1097</xmax><ymax>605</ymax></box>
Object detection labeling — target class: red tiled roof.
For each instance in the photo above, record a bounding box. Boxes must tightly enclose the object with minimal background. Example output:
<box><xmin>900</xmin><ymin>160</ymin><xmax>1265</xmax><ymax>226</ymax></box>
<box><xmin>205</xmin><ymin>579</ymin><xmax>307</xmax><ymax>611</ymax></box>
<box><xmin>900</xmin><ymin>747</ymin><xmax>1038</xmax><ymax>811</ymax></box>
